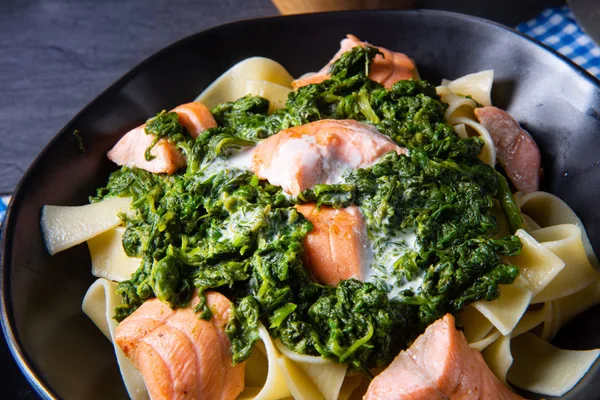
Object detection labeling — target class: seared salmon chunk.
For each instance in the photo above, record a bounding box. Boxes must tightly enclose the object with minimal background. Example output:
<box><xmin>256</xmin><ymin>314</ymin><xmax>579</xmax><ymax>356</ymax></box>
<box><xmin>295</xmin><ymin>203</ymin><xmax>365</xmax><ymax>286</ymax></box>
<box><xmin>115</xmin><ymin>291</ymin><xmax>244</xmax><ymax>400</ymax></box>
<box><xmin>292</xmin><ymin>34</ymin><xmax>418</xmax><ymax>89</ymax></box>
<box><xmin>108</xmin><ymin>101</ymin><xmax>217</xmax><ymax>175</ymax></box>
<box><xmin>364</xmin><ymin>314</ymin><xmax>524</xmax><ymax>400</ymax></box>
<box><xmin>251</xmin><ymin>119</ymin><xmax>405</xmax><ymax>195</ymax></box>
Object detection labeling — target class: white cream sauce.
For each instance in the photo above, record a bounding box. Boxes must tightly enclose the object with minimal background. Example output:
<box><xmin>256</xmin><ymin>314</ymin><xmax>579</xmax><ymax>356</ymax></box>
<box><xmin>361</xmin><ymin>219</ymin><xmax>424</xmax><ymax>301</ymax></box>
<box><xmin>200</xmin><ymin>146</ymin><xmax>255</xmax><ymax>177</ymax></box>
<box><xmin>218</xmin><ymin>205</ymin><xmax>265</xmax><ymax>243</ymax></box>
<box><xmin>258</xmin><ymin>136</ymin><xmax>320</xmax><ymax>191</ymax></box>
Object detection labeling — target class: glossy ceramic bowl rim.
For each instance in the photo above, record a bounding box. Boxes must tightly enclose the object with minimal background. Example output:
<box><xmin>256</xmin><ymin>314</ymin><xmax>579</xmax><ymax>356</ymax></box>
<box><xmin>1</xmin><ymin>9</ymin><xmax>599</xmax><ymax>400</ymax></box>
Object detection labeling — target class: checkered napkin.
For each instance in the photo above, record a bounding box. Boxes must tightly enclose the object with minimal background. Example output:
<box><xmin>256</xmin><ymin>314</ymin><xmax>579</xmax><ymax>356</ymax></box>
<box><xmin>0</xmin><ymin>196</ymin><xmax>9</xmax><ymax>224</ymax></box>
<box><xmin>517</xmin><ymin>5</ymin><xmax>600</xmax><ymax>79</ymax></box>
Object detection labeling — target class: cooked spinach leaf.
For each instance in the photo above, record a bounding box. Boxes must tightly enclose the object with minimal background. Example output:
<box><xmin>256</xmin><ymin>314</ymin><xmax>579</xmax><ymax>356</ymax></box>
<box><xmin>143</xmin><ymin>111</ymin><xmax>189</xmax><ymax>161</ymax></box>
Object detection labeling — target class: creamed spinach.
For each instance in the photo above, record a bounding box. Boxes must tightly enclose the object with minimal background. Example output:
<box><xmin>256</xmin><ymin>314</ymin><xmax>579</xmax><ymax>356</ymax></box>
<box><xmin>93</xmin><ymin>46</ymin><xmax>522</xmax><ymax>372</ymax></box>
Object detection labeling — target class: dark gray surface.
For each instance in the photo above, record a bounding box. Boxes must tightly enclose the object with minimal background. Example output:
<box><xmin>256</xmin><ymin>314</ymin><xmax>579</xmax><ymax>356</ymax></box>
<box><xmin>0</xmin><ymin>0</ymin><xmax>567</xmax><ymax>398</ymax></box>
<box><xmin>0</xmin><ymin>0</ymin><xmax>279</xmax><ymax>195</ymax></box>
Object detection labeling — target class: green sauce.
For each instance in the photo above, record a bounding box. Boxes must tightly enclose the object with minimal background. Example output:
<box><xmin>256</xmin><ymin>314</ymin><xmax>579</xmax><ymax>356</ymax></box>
<box><xmin>92</xmin><ymin>46</ymin><xmax>522</xmax><ymax>372</ymax></box>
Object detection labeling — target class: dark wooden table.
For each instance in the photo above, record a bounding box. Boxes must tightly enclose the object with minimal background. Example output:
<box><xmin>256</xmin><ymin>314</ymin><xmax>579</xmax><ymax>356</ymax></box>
<box><xmin>0</xmin><ymin>0</ymin><xmax>563</xmax><ymax>398</ymax></box>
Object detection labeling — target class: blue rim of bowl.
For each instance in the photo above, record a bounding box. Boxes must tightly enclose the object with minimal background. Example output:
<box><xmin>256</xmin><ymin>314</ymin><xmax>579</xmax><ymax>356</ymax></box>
<box><xmin>1</xmin><ymin>9</ymin><xmax>599</xmax><ymax>399</ymax></box>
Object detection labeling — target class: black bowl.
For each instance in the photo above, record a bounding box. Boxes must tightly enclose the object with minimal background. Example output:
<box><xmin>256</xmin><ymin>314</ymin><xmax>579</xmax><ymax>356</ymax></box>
<box><xmin>2</xmin><ymin>9</ymin><xmax>600</xmax><ymax>400</ymax></box>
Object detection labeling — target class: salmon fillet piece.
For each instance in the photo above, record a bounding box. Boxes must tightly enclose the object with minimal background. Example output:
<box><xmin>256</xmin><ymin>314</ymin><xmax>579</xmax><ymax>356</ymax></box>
<box><xmin>364</xmin><ymin>314</ymin><xmax>524</xmax><ymax>400</ymax></box>
<box><xmin>107</xmin><ymin>101</ymin><xmax>217</xmax><ymax>175</ymax></box>
<box><xmin>251</xmin><ymin>119</ymin><xmax>405</xmax><ymax>195</ymax></box>
<box><xmin>115</xmin><ymin>291</ymin><xmax>244</xmax><ymax>400</ymax></box>
<box><xmin>474</xmin><ymin>106</ymin><xmax>541</xmax><ymax>193</ymax></box>
<box><xmin>292</xmin><ymin>34</ymin><xmax>418</xmax><ymax>89</ymax></box>
<box><xmin>295</xmin><ymin>203</ymin><xmax>365</xmax><ymax>286</ymax></box>
<box><xmin>172</xmin><ymin>102</ymin><xmax>218</xmax><ymax>137</ymax></box>
<box><xmin>363</xmin><ymin>350</ymin><xmax>446</xmax><ymax>400</ymax></box>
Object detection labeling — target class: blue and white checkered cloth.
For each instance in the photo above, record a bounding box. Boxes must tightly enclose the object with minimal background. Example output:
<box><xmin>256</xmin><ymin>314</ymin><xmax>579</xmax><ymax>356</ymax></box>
<box><xmin>0</xmin><ymin>7</ymin><xmax>598</xmax><ymax>227</ymax></box>
<box><xmin>0</xmin><ymin>196</ymin><xmax>9</xmax><ymax>223</ymax></box>
<box><xmin>517</xmin><ymin>6</ymin><xmax>600</xmax><ymax>79</ymax></box>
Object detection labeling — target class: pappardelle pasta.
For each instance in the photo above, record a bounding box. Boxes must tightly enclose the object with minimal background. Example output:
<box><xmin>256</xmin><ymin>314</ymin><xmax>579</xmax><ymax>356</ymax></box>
<box><xmin>42</xmin><ymin>35</ymin><xmax>600</xmax><ymax>399</ymax></box>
